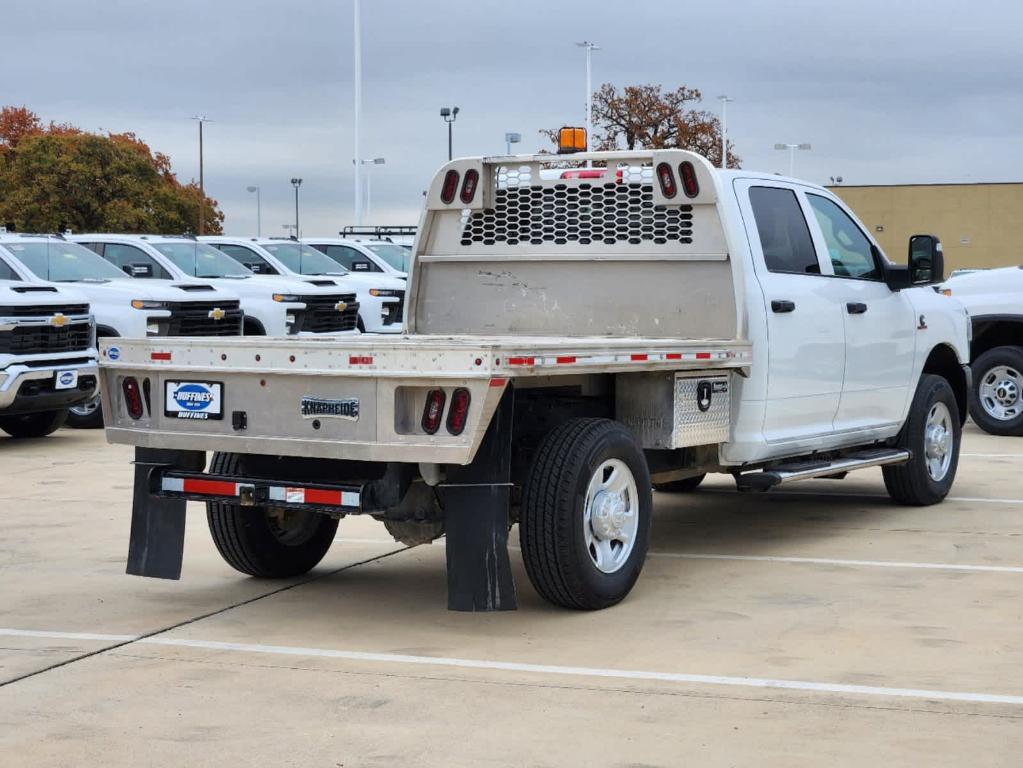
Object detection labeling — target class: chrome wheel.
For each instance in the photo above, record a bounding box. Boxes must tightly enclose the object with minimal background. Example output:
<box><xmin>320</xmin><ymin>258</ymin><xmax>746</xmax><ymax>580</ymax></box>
<box><xmin>69</xmin><ymin>395</ymin><xmax>101</xmax><ymax>418</ymax></box>
<box><xmin>583</xmin><ymin>459</ymin><xmax>639</xmax><ymax>574</ymax></box>
<box><xmin>923</xmin><ymin>401</ymin><xmax>954</xmax><ymax>482</ymax></box>
<box><xmin>978</xmin><ymin>365</ymin><xmax>1022</xmax><ymax>422</ymax></box>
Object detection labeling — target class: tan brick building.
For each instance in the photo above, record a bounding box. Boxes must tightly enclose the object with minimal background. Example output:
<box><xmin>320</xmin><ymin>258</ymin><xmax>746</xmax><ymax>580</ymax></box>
<box><xmin>828</xmin><ymin>183</ymin><xmax>1023</xmax><ymax>273</ymax></box>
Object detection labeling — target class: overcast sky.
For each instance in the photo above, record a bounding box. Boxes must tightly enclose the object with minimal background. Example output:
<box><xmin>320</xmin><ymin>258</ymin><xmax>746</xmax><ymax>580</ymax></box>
<box><xmin>3</xmin><ymin>0</ymin><xmax>1022</xmax><ymax>235</ymax></box>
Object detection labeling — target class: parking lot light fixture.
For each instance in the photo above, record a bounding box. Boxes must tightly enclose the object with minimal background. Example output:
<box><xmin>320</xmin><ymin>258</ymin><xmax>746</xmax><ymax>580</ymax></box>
<box><xmin>774</xmin><ymin>142</ymin><xmax>812</xmax><ymax>176</ymax></box>
<box><xmin>290</xmin><ymin>178</ymin><xmax>302</xmax><ymax>238</ymax></box>
<box><xmin>246</xmin><ymin>186</ymin><xmax>261</xmax><ymax>237</ymax></box>
<box><xmin>504</xmin><ymin>132</ymin><xmax>521</xmax><ymax>156</ymax></box>
<box><xmin>440</xmin><ymin>106</ymin><xmax>460</xmax><ymax>161</ymax></box>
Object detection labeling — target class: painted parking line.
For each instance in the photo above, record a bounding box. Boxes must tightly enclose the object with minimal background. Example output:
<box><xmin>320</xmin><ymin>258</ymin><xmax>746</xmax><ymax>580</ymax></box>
<box><xmin>1</xmin><ymin>627</ymin><xmax>1021</xmax><ymax>706</ymax></box>
<box><xmin>648</xmin><ymin>552</ymin><xmax>1023</xmax><ymax>574</ymax></box>
<box><xmin>960</xmin><ymin>453</ymin><xmax>1023</xmax><ymax>458</ymax></box>
<box><xmin>702</xmin><ymin>488</ymin><xmax>1023</xmax><ymax>505</ymax></box>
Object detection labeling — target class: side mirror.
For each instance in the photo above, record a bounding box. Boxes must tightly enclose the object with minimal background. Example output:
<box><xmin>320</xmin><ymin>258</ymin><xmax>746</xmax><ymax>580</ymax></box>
<box><xmin>352</xmin><ymin>261</ymin><xmax>372</xmax><ymax>271</ymax></box>
<box><xmin>908</xmin><ymin>234</ymin><xmax>944</xmax><ymax>285</ymax></box>
<box><xmin>124</xmin><ymin>262</ymin><xmax>153</xmax><ymax>278</ymax></box>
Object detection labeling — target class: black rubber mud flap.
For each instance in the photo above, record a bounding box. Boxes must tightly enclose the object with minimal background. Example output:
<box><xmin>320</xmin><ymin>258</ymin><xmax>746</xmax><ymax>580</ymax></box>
<box><xmin>441</xmin><ymin>386</ymin><xmax>517</xmax><ymax>611</ymax></box>
<box><xmin>126</xmin><ymin>447</ymin><xmax>205</xmax><ymax>580</ymax></box>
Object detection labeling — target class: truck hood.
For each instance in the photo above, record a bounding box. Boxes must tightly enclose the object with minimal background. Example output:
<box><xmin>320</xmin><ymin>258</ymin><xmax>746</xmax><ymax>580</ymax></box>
<box><xmin>0</xmin><ymin>280</ymin><xmax>90</xmax><ymax>307</ymax></box>
<box><xmin>327</xmin><ymin>273</ymin><xmax>407</xmax><ymax>291</ymax></box>
<box><xmin>39</xmin><ymin>278</ymin><xmax>237</xmax><ymax>304</ymax></box>
<box><xmin>200</xmin><ymin>274</ymin><xmax>353</xmax><ymax>298</ymax></box>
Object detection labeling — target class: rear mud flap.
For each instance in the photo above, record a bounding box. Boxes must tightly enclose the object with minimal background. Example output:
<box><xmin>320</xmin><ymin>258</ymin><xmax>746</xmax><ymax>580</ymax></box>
<box><xmin>441</xmin><ymin>386</ymin><xmax>517</xmax><ymax>611</ymax></box>
<box><xmin>126</xmin><ymin>447</ymin><xmax>205</xmax><ymax>580</ymax></box>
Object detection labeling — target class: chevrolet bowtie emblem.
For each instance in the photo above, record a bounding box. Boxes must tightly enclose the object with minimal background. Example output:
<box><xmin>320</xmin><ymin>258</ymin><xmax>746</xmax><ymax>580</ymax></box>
<box><xmin>49</xmin><ymin>313</ymin><xmax>68</xmax><ymax>327</ymax></box>
<box><xmin>207</xmin><ymin>307</ymin><xmax>226</xmax><ymax>321</ymax></box>
<box><xmin>334</xmin><ymin>301</ymin><xmax>348</xmax><ymax>312</ymax></box>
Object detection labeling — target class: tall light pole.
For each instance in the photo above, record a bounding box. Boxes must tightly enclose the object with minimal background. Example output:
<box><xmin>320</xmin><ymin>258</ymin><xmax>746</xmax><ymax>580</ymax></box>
<box><xmin>246</xmin><ymin>186</ymin><xmax>261</xmax><ymax>237</ymax></box>
<box><xmin>774</xmin><ymin>143</ymin><xmax>812</xmax><ymax>177</ymax></box>
<box><xmin>576</xmin><ymin>41</ymin><xmax>600</xmax><ymax>166</ymax></box>
<box><xmin>359</xmin><ymin>157</ymin><xmax>385</xmax><ymax>219</ymax></box>
<box><xmin>440</xmin><ymin>106</ymin><xmax>459</xmax><ymax>161</ymax></box>
<box><xmin>504</xmin><ymin>132</ymin><xmax>521</xmax><ymax>155</ymax></box>
<box><xmin>353</xmin><ymin>0</ymin><xmax>363</xmax><ymax>226</ymax></box>
<box><xmin>290</xmin><ymin>178</ymin><xmax>302</xmax><ymax>238</ymax></box>
<box><xmin>718</xmin><ymin>96</ymin><xmax>734</xmax><ymax>169</ymax></box>
<box><xmin>191</xmin><ymin>116</ymin><xmax>211</xmax><ymax>234</ymax></box>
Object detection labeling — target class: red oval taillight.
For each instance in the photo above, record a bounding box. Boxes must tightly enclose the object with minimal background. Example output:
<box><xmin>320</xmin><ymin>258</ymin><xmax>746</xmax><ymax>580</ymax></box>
<box><xmin>460</xmin><ymin>169</ymin><xmax>479</xmax><ymax>204</ymax></box>
<box><xmin>446</xmin><ymin>388</ymin><xmax>471</xmax><ymax>435</ymax></box>
<box><xmin>421</xmin><ymin>389</ymin><xmax>446</xmax><ymax>434</ymax></box>
<box><xmin>123</xmin><ymin>377</ymin><xmax>143</xmax><ymax>420</ymax></box>
<box><xmin>656</xmin><ymin>162</ymin><xmax>677</xmax><ymax>199</ymax></box>
<box><xmin>440</xmin><ymin>170</ymin><xmax>460</xmax><ymax>204</ymax></box>
<box><xmin>679</xmin><ymin>161</ymin><xmax>699</xmax><ymax>198</ymax></box>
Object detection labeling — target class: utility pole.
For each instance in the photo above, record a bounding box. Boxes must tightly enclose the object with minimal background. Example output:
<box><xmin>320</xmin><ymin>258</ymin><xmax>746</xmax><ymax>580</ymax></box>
<box><xmin>576</xmin><ymin>41</ymin><xmax>599</xmax><ymax>165</ymax></box>
<box><xmin>191</xmin><ymin>116</ymin><xmax>211</xmax><ymax>234</ymax></box>
<box><xmin>718</xmin><ymin>96</ymin><xmax>734</xmax><ymax>169</ymax></box>
<box><xmin>440</xmin><ymin>106</ymin><xmax>459</xmax><ymax>161</ymax></box>
<box><xmin>291</xmin><ymin>178</ymin><xmax>302</xmax><ymax>238</ymax></box>
<box><xmin>353</xmin><ymin>0</ymin><xmax>363</xmax><ymax>226</ymax></box>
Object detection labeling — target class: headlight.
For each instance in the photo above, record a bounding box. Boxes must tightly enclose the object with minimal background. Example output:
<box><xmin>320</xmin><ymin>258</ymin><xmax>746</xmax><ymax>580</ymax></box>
<box><xmin>369</xmin><ymin>288</ymin><xmax>401</xmax><ymax>297</ymax></box>
<box><xmin>131</xmin><ymin>299</ymin><xmax>169</xmax><ymax>310</ymax></box>
<box><xmin>273</xmin><ymin>293</ymin><xmax>301</xmax><ymax>303</ymax></box>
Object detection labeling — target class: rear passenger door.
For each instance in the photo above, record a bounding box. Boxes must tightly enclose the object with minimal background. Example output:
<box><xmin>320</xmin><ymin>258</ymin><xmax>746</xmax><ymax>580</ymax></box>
<box><xmin>738</xmin><ymin>182</ymin><xmax>847</xmax><ymax>443</ymax></box>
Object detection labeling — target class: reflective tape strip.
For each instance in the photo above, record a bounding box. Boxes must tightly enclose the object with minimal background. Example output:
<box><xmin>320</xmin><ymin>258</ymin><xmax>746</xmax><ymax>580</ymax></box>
<box><xmin>183</xmin><ymin>478</ymin><xmax>239</xmax><ymax>497</ymax></box>
<box><xmin>150</xmin><ymin>351</ymin><xmax>172</xmax><ymax>361</ymax></box>
<box><xmin>349</xmin><ymin>355</ymin><xmax>374</xmax><ymax>365</ymax></box>
<box><xmin>162</xmin><ymin>476</ymin><xmax>184</xmax><ymax>493</ymax></box>
<box><xmin>501</xmin><ymin>350</ymin><xmax>748</xmax><ymax>369</ymax></box>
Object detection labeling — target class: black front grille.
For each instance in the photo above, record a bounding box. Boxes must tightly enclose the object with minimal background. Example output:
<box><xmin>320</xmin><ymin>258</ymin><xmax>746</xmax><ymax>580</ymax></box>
<box><xmin>165</xmin><ymin>301</ymin><xmax>243</xmax><ymax>337</ymax></box>
<box><xmin>0</xmin><ymin>304</ymin><xmax>89</xmax><ymax>318</ymax></box>
<box><xmin>383</xmin><ymin>291</ymin><xmax>405</xmax><ymax>326</ymax></box>
<box><xmin>297</xmin><ymin>294</ymin><xmax>359</xmax><ymax>333</ymax></box>
<box><xmin>0</xmin><ymin>324</ymin><xmax>91</xmax><ymax>355</ymax></box>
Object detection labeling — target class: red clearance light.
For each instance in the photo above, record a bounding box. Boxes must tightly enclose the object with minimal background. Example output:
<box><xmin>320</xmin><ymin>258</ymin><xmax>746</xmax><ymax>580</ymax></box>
<box><xmin>460</xmin><ymin>168</ymin><xmax>479</xmax><ymax>204</ymax></box>
<box><xmin>679</xmin><ymin>161</ymin><xmax>699</xmax><ymax>198</ymax></box>
<box><xmin>446</xmin><ymin>388</ymin><xmax>471</xmax><ymax>435</ymax></box>
<box><xmin>151</xmin><ymin>351</ymin><xmax>171</xmax><ymax>361</ymax></box>
<box><xmin>656</xmin><ymin>162</ymin><xmax>677</xmax><ymax>199</ymax></box>
<box><xmin>122</xmin><ymin>377</ymin><xmax>143</xmax><ymax>420</ymax></box>
<box><xmin>440</xmin><ymin>170</ymin><xmax>459</xmax><ymax>204</ymax></box>
<box><xmin>421</xmin><ymin>389</ymin><xmax>446</xmax><ymax>434</ymax></box>
<box><xmin>349</xmin><ymin>355</ymin><xmax>373</xmax><ymax>365</ymax></box>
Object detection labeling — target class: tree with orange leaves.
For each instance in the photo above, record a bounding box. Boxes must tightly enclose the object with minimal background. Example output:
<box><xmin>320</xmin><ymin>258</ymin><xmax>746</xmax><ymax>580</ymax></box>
<box><xmin>0</xmin><ymin>106</ymin><xmax>223</xmax><ymax>233</ymax></box>
<box><xmin>544</xmin><ymin>83</ymin><xmax>740</xmax><ymax>168</ymax></box>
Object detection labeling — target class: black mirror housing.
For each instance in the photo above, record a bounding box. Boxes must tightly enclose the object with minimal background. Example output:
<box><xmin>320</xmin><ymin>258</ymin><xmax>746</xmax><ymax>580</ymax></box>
<box><xmin>908</xmin><ymin>234</ymin><xmax>944</xmax><ymax>285</ymax></box>
<box><xmin>885</xmin><ymin>264</ymin><xmax>912</xmax><ymax>291</ymax></box>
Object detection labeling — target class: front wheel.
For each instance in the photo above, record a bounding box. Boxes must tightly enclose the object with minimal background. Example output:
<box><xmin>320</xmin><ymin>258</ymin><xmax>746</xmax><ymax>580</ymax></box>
<box><xmin>0</xmin><ymin>410</ymin><xmax>68</xmax><ymax>438</ymax></box>
<box><xmin>66</xmin><ymin>395</ymin><xmax>104</xmax><ymax>429</ymax></box>
<box><xmin>206</xmin><ymin>452</ymin><xmax>339</xmax><ymax>577</ymax></box>
<box><xmin>883</xmin><ymin>374</ymin><xmax>961</xmax><ymax>506</ymax></box>
<box><xmin>519</xmin><ymin>418</ymin><xmax>652</xmax><ymax>610</ymax></box>
<box><xmin>969</xmin><ymin>346</ymin><xmax>1023</xmax><ymax>436</ymax></box>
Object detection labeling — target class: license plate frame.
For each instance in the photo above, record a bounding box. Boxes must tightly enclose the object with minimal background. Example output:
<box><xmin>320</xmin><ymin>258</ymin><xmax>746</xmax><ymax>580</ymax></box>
<box><xmin>164</xmin><ymin>380</ymin><xmax>225</xmax><ymax>421</ymax></box>
<box><xmin>54</xmin><ymin>369</ymin><xmax>79</xmax><ymax>391</ymax></box>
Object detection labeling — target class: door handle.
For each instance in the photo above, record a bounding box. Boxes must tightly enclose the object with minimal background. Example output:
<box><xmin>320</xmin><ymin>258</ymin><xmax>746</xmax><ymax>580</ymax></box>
<box><xmin>846</xmin><ymin>302</ymin><xmax>868</xmax><ymax>314</ymax></box>
<box><xmin>771</xmin><ymin>300</ymin><xmax>796</xmax><ymax>313</ymax></box>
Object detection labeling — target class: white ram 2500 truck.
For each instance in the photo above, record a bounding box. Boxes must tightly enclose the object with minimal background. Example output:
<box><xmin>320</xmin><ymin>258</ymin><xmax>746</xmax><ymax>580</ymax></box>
<box><xmin>98</xmin><ymin>149</ymin><xmax>970</xmax><ymax>612</ymax></box>
<box><xmin>941</xmin><ymin>266</ymin><xmax>1023</xmax><ymax>435</ymax></box>
<box><xmin>0</xmin><ymin>279</ymin><xmax>98</xmax><ymax>438</ymax></box>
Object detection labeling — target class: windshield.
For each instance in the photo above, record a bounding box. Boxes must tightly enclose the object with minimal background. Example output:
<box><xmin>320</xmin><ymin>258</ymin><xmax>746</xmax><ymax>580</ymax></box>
<box><xmin>366</xmin><ymin>243</ymin><xmax>410</xmax><ymax>272</ymax></box>
<box><xmin>152</xmin><ymin>242</ymin><xmax>252</xmax><ymax>277</ymax></box>
<box><xmin>3</xmin><ymin>240</ymin><xmax>127</xmax><ymax>281</ymax></box>
<box><xmin>262</xmin><ymin>242</ymin><xmax>348</xmax><ymax>275</ymax></box>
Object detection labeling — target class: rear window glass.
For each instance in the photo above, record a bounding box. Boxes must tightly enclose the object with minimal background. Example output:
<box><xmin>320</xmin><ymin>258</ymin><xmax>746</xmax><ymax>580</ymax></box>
<box><xmin>749</xmin><ymin>187</ymin><xmax>820</xmax><ymax>275</ymax></box>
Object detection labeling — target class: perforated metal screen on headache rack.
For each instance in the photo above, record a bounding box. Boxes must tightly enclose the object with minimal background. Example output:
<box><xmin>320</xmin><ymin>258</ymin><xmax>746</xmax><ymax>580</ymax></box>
<box><xmin>459</xmin><ymin>164</ymin><xmax>693</xmax><ymax>247</ymax></box>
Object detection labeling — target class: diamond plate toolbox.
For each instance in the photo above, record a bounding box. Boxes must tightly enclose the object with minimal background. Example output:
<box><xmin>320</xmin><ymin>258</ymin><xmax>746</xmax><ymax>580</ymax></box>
<box><xmin>616</xmin><ymin>371</ymin><xmax>731</xmax><ymax>449</ymax></box>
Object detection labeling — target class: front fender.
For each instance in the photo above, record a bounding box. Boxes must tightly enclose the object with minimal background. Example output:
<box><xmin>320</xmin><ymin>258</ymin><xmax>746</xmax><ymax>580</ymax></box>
<box><xmin>907</xmin><ymin>288</ymin><xmax>971</xmax><ymax>368</ymax></box>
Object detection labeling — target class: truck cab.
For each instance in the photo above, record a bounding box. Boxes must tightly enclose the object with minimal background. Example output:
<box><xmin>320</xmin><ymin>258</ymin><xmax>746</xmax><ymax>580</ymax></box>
<box><xmin>303</xmin><ymin>236</ymin><xmax>410</xmax><ymax>280</ymax></box>
<box><xmin>97</xmin><ymin>149</ymin><xmax>970</xmax><ymax>612</ymax></box>
<box><xmin>0</xmin><ymin>278</ymin><xmax>98</xmax><ymax>438</ymax></box>
<box><xmin>71</xmin><ymin>234</ymin><xmax>361</xmax><ymax>338</ymax></box>
<box><xmin>199</xmin><ymin>236</ymin><xmax>406</xmax><ymax>333</ymax></box>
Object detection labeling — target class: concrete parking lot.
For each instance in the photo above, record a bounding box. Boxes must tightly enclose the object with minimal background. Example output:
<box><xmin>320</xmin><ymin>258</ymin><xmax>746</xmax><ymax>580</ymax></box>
<box><xmin>1</xmin><ymin>426</ymin><xmax>1022</xmax><ymax>767</ymax></box>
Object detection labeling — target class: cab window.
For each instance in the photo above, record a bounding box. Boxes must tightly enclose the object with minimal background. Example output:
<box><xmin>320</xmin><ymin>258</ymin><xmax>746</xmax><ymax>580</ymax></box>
<box><xmin>213</xmin><ymin>243</ymin><xmax>279</xmax><ymax>275</ymax></box>
<box><xmin>806</xmin><ymin>194</ymin><xmax>881</xmax><ymax>280</ymax></box>
<box><xmin>99</xmin><ymin>243</ymin><xmax>171</xmax><ymax>279</ymax></box>
<box><xmin>748</xmin><ymin>187</ymin><xmax>820</xmax><ymax>275</ymax></box>
<box><xmin>323</xmin><ymin>245</ymin><xmax>381</xmax><ymax>272</ymax></box>
<box><xmin>0</xmin><ymin>257</ymin><xmax>18</xmax><ymax>280</ymax></box>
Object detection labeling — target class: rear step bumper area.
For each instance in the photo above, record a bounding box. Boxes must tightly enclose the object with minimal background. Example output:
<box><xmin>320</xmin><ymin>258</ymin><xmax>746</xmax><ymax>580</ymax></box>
<box><xmin>736</xmin><ymin>448</ymin><xmax>911</xmax><ymax>492</ymax></box>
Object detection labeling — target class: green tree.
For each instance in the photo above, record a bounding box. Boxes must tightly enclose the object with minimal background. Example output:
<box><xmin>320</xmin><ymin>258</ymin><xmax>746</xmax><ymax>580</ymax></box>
<box><xmin>0</xmin><ymin>106</ymin><xmax>223</xmax><ymax>233</ymax></box>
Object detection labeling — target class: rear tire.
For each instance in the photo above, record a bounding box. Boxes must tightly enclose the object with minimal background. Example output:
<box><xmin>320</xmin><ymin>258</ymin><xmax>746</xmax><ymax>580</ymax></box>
<box><xmin>66</xmin><ymin>395</ymin><xmax>104</xmax><ymax>429</ymax></box>
<box><xmin>0</xmin><ymin>409</ymin><xmax>68</xmax><ymax>438</ymax></box>
<box><xmin>969</xmin><ymin>346</ymin><xmax>1023</xmax><ymax>436</ymax></box>
<box><xmin>519</xmin><ymin>418</ymin><xmax>652</xmax><ymax>610</ymax></box>
<box><xmin>883</xmin><ymin>374</ymin><xmax>960</xmax><ymax>506</ymax></box>
<box><xmin>206</xmin><ymin>452</ymin><xmax>339</xmax><ymax>577</ymax></box>
<box><xmin>652</xmin><ymin>474</ymin><xmax>706</xmax><ymax>493</ymax></box>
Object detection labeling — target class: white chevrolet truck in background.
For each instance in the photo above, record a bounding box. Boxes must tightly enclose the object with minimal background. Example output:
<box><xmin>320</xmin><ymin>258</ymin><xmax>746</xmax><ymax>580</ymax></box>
<box><xmin>941</xmin><ymin>266</ymin><xmax>1023</xmax><ymax>435</ymax></box>
<box><xmin>0</xmin><ymin>279</ymin><xmax>98</xmax><ymax>438</ymax></box>
<box><xmin>0</xmin><ymin>233</ymin><xmax>243</xmax><ymax>428</ymax></box>
<box><xmin>97</xmin><ymin>149</ymin><xmax>970</xmax><ymax>612</ymax></box>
